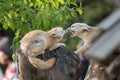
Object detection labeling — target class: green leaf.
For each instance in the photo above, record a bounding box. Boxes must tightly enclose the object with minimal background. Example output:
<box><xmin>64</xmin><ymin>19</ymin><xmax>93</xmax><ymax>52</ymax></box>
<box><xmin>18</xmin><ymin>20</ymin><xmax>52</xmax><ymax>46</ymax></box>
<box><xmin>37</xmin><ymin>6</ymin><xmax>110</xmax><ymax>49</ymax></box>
<box><xmin>70</xmin><ymin>1</ymin><xmax>78</xmax><ymax>7</ymax></box>
<box><xmin>77</xmin><ymin>8</ymin><xmax>83</xmax><ymax>15</ymax></box>
<box><xmin>58</xmin><ymin>0</ymin><xmax>64</xmax><ymax>4</ymax></box>
<box><xmin>3</xmin><ymin>23</ymin><xmax>9</xmax><ymax>30</ymax></box>
<box><xmin>12</xmin><ymin>54</ymin><xmax>17</xmax><ymax>61</ymax></box>
<box><xmin>0</xmin><ymin>0</ymin><xmax>83</xmax><ymax>51</ymax></box>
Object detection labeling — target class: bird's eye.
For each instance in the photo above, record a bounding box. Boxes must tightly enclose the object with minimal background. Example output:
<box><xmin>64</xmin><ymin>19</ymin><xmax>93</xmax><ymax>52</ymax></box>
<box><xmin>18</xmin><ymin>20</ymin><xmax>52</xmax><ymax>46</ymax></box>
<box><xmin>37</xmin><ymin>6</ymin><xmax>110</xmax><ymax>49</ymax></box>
<box><xmin>34</xmin><ymin>40</ymin><xmax>39</xmax><ymax>43</ymax></box>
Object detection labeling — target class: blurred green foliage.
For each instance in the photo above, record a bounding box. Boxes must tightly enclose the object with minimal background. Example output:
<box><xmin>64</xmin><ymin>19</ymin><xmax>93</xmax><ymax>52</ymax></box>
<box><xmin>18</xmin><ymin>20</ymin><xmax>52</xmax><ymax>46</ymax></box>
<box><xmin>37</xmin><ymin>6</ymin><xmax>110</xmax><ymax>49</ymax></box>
<box><xmin>81</xmin><ymin>0</ymin><xmax>114</xmax><ymax>26</ymax></box>
<box><xmin>0</xmin><ymin>0</ymin><xmax>115</xmax><ymax>74</ymax></box>
<box><xmin>64</xmin><ymin>0</ymin><xmax>114</xmax><ymax>50</ymax></box>
<box><xmin>0</xmin><ymin>0</ymin><xmax>82</xmax><ymax>51</ymax></box>
<box><xmin>0</xmin><ymin>0</ymin><xmax>114</xmax><ymax>51</ymax></box>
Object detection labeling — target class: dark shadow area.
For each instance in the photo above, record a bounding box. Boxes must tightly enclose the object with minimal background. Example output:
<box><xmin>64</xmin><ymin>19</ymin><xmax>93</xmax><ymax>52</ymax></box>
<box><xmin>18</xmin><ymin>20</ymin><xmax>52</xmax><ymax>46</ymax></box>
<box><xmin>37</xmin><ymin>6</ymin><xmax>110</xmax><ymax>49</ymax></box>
<box><xmin>17</xmin><ymin>46</ymin><xmax>84</xmax><ymax>80</ymax></box>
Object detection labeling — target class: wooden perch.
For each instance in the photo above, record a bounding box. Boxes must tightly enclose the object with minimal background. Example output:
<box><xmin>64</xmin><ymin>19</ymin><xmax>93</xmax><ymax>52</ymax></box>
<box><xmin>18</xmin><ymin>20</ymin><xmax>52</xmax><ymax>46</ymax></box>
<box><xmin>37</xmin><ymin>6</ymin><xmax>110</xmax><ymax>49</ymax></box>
<box><xmin>16</xmin><ymin>46</ymin><xmax>84</xmax><ymax>80</ymax></box>
<box><xmin>84</xmin><ymin>9</ymin><xmax>120</xmax><ymax>80</ymax></box>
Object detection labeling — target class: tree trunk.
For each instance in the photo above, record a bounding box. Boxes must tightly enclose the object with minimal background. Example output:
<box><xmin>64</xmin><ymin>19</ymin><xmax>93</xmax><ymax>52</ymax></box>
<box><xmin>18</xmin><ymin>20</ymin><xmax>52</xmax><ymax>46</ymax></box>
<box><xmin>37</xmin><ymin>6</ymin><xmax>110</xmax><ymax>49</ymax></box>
<box><xmin>84</xmin><ymin>59</ymin><xmax>120</xmax><ymax>80</ymax></box>
<box><xmin>84</xmin><ymin>47</ymin><xmax>120</xmax><ymax>80</ymax></box>
<box><xmin>16</xmin><ymin>46</ymin><xmax>84</xmax><ymax>80</ymax></box>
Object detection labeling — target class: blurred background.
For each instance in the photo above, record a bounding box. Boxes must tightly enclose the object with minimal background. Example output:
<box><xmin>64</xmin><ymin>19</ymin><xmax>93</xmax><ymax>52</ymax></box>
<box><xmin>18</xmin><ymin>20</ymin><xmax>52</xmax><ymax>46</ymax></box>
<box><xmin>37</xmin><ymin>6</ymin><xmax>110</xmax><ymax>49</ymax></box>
<box><xmin>0</xmin><ymin>0</ymin><xmax>118</xmax><ymax>75</ymax></box>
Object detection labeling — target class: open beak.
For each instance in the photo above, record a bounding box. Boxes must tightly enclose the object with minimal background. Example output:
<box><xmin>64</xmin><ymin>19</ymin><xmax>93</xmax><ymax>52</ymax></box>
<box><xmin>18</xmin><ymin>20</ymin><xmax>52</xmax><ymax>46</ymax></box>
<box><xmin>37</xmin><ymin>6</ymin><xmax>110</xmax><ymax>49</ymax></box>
<box><xmin>63</xmin><ymin>29</ymin><xmax>69</xmax><ymax>34</ymax></box>
<box><xmin>66</xmin><ymin>27</ymin><xmax>71</xmax><ymax>32</ymax></box>
<box><xmin>66</xmin><ymin>27</ymin><xmax>77</xmax><ymax>37</ymax></box>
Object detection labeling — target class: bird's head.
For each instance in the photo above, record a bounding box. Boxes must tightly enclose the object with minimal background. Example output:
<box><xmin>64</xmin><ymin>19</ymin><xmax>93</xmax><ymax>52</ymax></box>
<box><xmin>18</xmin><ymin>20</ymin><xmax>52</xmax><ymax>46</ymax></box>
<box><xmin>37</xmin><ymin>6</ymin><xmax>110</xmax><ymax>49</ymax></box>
<box><xmin>67</xmin><ymin>23</ymin><xmax>92</xmax><ymax>37</ymax></box>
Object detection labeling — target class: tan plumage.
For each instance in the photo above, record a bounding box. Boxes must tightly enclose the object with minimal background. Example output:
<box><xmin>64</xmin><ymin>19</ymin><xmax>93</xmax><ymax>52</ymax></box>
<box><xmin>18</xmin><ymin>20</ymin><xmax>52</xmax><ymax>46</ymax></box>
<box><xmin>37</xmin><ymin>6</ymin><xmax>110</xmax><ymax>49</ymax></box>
<box><xmin>20</xmin><ymin>27</ymin><xmax>66</xmax><ymax>70</ymax></box>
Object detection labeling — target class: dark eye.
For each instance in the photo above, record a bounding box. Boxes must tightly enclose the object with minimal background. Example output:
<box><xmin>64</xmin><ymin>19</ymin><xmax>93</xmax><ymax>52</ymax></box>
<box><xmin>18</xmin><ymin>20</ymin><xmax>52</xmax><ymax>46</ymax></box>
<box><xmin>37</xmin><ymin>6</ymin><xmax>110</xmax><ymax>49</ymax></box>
<box><xmin>71</xmin><ymin>26</ymin><xmax>74</xmax><ymax>27</ymax></box>
<box><xmin>34</xmin><ymin>40</ymin><xmax>39</xmax><ymax>43</ymax></box>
